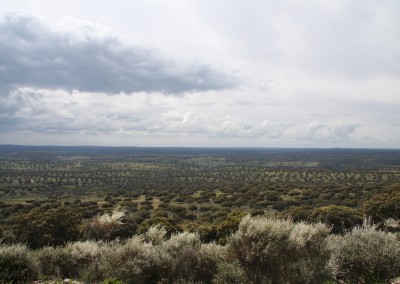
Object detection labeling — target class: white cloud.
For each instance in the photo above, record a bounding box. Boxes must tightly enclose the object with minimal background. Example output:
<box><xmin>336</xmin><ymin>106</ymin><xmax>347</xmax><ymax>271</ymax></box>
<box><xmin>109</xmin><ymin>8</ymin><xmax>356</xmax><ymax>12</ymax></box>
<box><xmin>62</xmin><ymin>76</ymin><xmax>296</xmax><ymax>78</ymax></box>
<box><xmin>0</xmin><ymin>87</ymin><xmax>368</xmax><ymax>147</ymax></box>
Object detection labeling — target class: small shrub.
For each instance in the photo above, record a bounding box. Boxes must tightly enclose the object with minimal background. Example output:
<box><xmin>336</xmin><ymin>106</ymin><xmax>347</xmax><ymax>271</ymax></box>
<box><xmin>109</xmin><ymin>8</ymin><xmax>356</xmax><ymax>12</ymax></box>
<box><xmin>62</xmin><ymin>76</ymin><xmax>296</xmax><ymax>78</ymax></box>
<box><xmin>310</xmin><ymin>205</ymin><xmax>363</xmax><ymax>233</ymax></box>
<box><xmin>86</xmin><ymin>209</ymin><xmax>127</xmax><ymax>240</ymax></box>
<box><xmin>196</xmin><ymin>242</ymin><xmax>249</xmax><ymax>284</ymax></box>
<box><xmin>0</xmin><ymin>243</ymin><xmax>40</xmax><ymax>283</ymax></box>
<box><xmin>98</xmin><ymin>236</ymin><xmax>164</xmax><ymax>284</ymax></box>
<box><xmin>35</xmin><ymin>246</ymin><xmax>58</xmax><ymax>277</ymax></box>
<box><xmin>162</xmin><ymin>232</ymin><xmax>202</xmax><ymax>282</ymax></box>
<box><xmin>14</xmin><ymin>207</ymin><xmax>81</xmax><ymax>248</ymax></box>
<box><xmin>327</xmin><ymin>219</ymin><xmax>400</xmax><ymax>283</ymax></box>
<box><xmin>212</xmin><ymin>261</ymin><xmax>248</xmax><ymax>284</ymax></box>
<box><xmin>228</xmin><ymin>215</ymin><xmax>294</xmax><ymax>283</ymax></box>
<box><xmin>36</xmin><ymin>241</ymin><xmax>102</xmax><ymax>280</ymax></box>
<box><xmin>197</xmin><ymin>243</ymin><xmax>228</xmax><ymax>284</ymax></box>
<box><xmin>288</xmin><ymin>222</ymin><xmax>331</xmax><ymax>283</ymax></box>
<box><xmin>227</xmin><ymin>215</ymin><xmax>331</xmax><ymax>284</ymax></box>
<box><xmin>143</xmin><ymin>225</ymin><xmax>167</xmax><ymax>245</ymax></box>
<box><xmin>383</xmin><ymin>218</ymin><xmax>400</xmax><ymax>233</ymax></box>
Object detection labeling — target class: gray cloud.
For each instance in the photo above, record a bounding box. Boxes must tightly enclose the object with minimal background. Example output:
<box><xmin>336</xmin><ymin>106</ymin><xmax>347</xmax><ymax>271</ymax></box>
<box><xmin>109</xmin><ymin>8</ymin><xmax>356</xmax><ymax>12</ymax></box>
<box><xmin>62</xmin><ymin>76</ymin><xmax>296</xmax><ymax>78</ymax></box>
<box><xmin>195</xmin><ymin>0</ymin><xmax>400</xmax><ymax>78</ymax></box>
<box><xmin>0</xmin><ymin>14</ymin><xmax>236</xmax><ymax>95</ymax></box>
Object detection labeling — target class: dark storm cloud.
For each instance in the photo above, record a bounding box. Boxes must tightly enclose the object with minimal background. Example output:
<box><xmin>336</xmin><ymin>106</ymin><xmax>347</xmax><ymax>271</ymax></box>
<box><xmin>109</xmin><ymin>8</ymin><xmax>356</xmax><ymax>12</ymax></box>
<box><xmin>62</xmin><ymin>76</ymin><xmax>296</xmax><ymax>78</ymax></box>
<box><xmin>0</xmin><ymin>14</ymin><xmax>236</xmax><ymax>95</ymax></box>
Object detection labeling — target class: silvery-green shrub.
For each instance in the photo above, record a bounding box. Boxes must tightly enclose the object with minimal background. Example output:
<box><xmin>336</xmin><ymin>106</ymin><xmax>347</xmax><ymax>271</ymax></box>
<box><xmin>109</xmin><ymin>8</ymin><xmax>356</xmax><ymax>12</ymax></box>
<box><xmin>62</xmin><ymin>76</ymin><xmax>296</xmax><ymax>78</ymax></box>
<box><xmin>195</xmin><ymin>243</ymin><xmax>227</xmax><ymax>283</ymax></box>
<box><xmin>98</xmin><ymin>236</ymin><xmax>164</xmax><ymax>284</ymax></box>
<box><xmin>327</xmin><ymin>219</ymin><xmax>400</xmax><ymax>283</ymax></box>
<box><xmin>288</xmin><ymin>222</ymin><xmax>331</xmax><ymax>283</ymax></box>
<box><xmin>86</xmin><ymin>209</ymin><xmax>127</xmax><ymax>240</ymax></box>
<box><xmin>228</xmin><ymin>215</ymin><xmax>294</xmax><ymax>283</ymax></box>
<box><xmin>36</xmin><ymin>240</ymin><xmax>103</xmax><ymax>280</ymax></box>
<box><xmin>162</xmin><ymin>232</ymin><xmax>202</xmax><ymax>282</ymax></box>
<box><xmin>228</xmin><ymin>215</ymin><xmax>331</xmax><ymax>284</ymax></box>
<box><xmin>212</xmin><ymin>261</ymin><xmax>248</xmax><ymax>284</ymax></box>
<box><xmin>143</xmin><ymin>225</ymin><xmax>167</xmax><ymax>245</ymax></box>
<box><xmin>0</xmin><ymin>243</ymin><xmax>39</xmax><ymax>283</ymax></box>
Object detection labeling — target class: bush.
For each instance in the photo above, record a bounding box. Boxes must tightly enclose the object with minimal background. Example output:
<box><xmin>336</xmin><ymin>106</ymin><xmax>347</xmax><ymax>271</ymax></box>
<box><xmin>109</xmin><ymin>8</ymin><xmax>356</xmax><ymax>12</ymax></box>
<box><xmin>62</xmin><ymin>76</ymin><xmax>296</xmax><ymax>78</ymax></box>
<box><xmin>6</xmin><ymin>215</ymin><xmax>400</xmax><ymax>283</ymax></box>
<box><xmin>212</xmin><ymin>261</ymin><xmax>248</xmax><ymax>284</ymax></box>
<box><xmin>85</xmin><ymin>209</ymin><xmax>127</xmax><ymax>240</ymax></box>
<box><xmin>98</xmin><ymin>236</ymin><xmax>164</xmax><ymax>284</ymax></box>
<box><xmin>288</xmin><ymin>222</ymin><xmax>331</xmax><ymax>283</ymax></box>
<box><xmin>36</xmin><ymin>241</ymin><xmax>103</xmax><ymax>281</ymax></box>
<box><xmin>35</xmin><ymin>246</ymin><xmax>58</xmax><ymax>277</ymax></box>
<box><xmin>143</xmin><ymin>225</ymin><xmax>167</xmax><ymax>245</ymax></box>
<box><xmin>227</xmin><ymin>215</ymin><xmax>331</xmax><ymax>284</ymax></box>
<box><xmin>310</xmin><ymin>205</ymin><xmax>363</xmax><ymax>233</ymax></box>
<box><xmin>327</xmin><ymin>219</ymin><xmax>400</xmax><ymax>283</ymax></box>
<box><xmin>0</xmin><ymin>243</ymin><xmax>39</xmax><ymax>283</ymax></box>
<box><xmin>363</xmin><ymin>185</ymin><xmax>400</xmax><ymax>221</ymax></box>
<box><xmin>162</xmin><ymin>232</ymin><xmax>202</xmax><ymax>282</ymax></box>
<box><xmin>14</xmin><ymin>206</ymin><xmax>81</xmax><ymax>248</ymax></box>
<box><xmin>195</xmin><ymin>243</ymin><xmax>226</xmax><ymax>283</ymax></box>
<box><xmin>227</xmin><ymin>215</ymin><xmax>294</xmax><ymax>283</ymax></box>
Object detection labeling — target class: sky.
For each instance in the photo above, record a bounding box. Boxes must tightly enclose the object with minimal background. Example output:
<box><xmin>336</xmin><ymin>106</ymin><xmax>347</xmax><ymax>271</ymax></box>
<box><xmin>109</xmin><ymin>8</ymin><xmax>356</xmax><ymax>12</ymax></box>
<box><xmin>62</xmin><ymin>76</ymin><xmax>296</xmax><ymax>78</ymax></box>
<box><xmin>0</xmin><ymin>0</ymin><xmax>399</xmax><ymax>148</ymax></box>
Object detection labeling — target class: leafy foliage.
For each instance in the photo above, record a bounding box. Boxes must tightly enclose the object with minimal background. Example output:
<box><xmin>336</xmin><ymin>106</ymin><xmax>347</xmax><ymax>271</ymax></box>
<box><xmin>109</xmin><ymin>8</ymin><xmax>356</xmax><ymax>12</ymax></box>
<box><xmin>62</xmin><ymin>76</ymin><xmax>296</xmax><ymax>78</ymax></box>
<box><xmin>310</xmin><ymin>205</ymin><xmax>363</xmax><ymax>233</ymax></box>
<box><xmin>14</xmin><ymin>206</ymin><xmax>81</xmax><ymax>248</ymax></box>
<box><xmin>363</xmin><ymin>183</ymin><xmax>400</xmax><ymax>221</ymax></box>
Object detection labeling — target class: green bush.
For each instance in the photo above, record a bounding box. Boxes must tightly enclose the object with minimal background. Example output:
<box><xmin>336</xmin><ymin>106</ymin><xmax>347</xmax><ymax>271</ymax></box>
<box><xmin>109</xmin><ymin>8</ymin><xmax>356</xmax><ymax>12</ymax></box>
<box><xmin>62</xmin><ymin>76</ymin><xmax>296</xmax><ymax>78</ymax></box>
<box><xmin>310</xmin><ymin>205</ymin><xmax>363</xmax><ymax>233</ymax></box>
<box><xmin>363</xmin><ymin>184</ymin><xmax>400</xmax><ymax>221</ymax></box>
<box><xmin>0</xmin><ymin>243</ymin><xmax>39</xmax><ymax>283</ymax></box>
<box><xmin>327</xmin><ymin>219</ymin><xmax>400</xmax><ymax>283</ymax></box>
<box><xmin>14</xmin><ymin>206</ymin><xmax>81</xmax><ymax>248</ymax></box>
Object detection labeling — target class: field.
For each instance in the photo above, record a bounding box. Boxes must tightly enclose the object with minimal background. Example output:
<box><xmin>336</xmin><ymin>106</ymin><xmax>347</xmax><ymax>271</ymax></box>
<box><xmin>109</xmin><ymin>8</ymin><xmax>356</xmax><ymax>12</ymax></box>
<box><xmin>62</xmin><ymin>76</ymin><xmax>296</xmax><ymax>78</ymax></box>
<box><xmin>0</xmin><ymin>145</ymin><xmax>400</xmax><ymax>245</ymax></box>
<box><xmin>1</xmin><ymin>145</ymin><xmax>400</xmax><ymax>283</ymax></box>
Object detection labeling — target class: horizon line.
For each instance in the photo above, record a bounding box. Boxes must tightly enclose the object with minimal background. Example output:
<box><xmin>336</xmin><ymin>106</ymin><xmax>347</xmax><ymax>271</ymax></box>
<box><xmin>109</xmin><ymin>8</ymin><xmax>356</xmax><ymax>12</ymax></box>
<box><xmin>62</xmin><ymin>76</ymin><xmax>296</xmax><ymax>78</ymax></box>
<box><xmin>0</xmin><ymin>144</ymin><xmax>399</xmax><ymax>151</ymax></box>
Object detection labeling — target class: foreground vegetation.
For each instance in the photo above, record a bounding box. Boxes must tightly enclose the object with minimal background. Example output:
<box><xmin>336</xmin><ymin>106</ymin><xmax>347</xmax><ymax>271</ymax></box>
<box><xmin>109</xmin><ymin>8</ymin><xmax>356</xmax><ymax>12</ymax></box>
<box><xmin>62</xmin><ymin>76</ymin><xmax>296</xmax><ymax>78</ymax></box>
<box><xmin>1</xmin><ymin>215</ymin><xmax>399</xmax><ymax>283</ymax></box>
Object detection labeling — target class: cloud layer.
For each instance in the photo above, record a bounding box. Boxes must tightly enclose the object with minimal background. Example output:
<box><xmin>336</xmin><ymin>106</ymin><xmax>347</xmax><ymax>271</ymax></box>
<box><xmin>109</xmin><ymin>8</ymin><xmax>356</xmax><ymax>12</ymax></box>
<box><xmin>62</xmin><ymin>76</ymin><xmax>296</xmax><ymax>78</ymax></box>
<box><xmin>0</xmin><ymin>87</ymin><xmax>363</xmax><ymax>147</ymax></box>
<box><xmin>0</xmin><ymin>14</ymin><xmax>235</xmax><ymax>95</ymax></box>
<box><xmin>0</xmin><ymin>1</ymin><xmax>399</xmax><ymax>148</ymax></box>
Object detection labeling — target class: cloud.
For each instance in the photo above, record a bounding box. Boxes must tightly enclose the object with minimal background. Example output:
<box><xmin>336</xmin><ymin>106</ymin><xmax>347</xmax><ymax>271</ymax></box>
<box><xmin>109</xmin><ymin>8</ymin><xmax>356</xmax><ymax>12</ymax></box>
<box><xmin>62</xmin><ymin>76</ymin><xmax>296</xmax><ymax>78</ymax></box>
<box><xmin>194</xmin><ymin>0</ymin><xmax>400</xmax><ymax>79</ymax></box>
<box><xmin>0</xmin><ymin>13</ymin><xmax>236</xmax><ymax>95</ymax></box>
<box><xmin>1</xmin><ymin>86</ymin><xmax>394</xmax><ymax>147</ymax></box>
<box><xmin>283</xmin><ymin>122</ymin><xmax>360</xmax><ymax>144</ymax></box>
<box><xmin>0</xmin><ymin>87</ymin><xmax>360</xmax><ymax>146</ymax></box>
